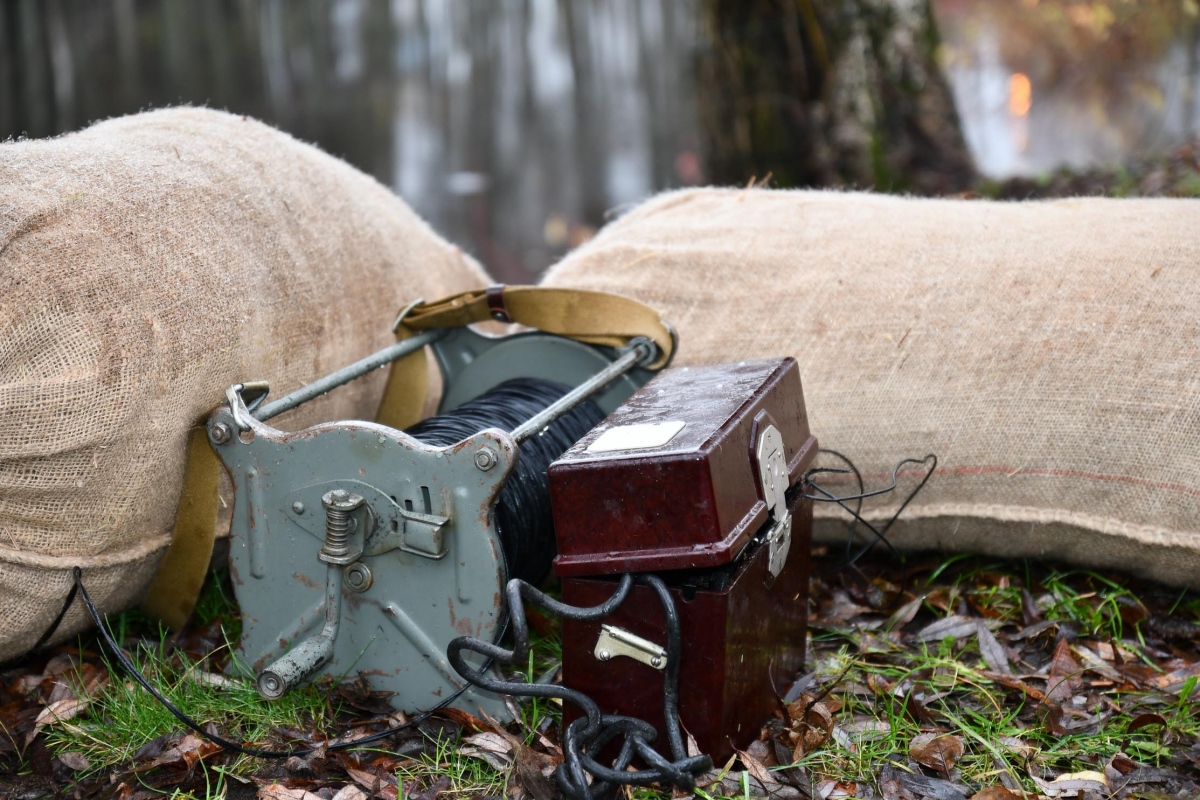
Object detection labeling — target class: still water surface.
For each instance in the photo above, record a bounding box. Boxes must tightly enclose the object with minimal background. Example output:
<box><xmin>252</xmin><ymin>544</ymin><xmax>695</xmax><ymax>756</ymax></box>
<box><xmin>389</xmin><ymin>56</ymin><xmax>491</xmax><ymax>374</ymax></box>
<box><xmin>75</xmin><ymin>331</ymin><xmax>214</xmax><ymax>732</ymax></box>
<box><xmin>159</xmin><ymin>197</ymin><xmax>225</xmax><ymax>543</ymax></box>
<box><xmin>3</xmin><ymin>1</ymin><xmax>1197</xmax><ymax>279</ymax></box>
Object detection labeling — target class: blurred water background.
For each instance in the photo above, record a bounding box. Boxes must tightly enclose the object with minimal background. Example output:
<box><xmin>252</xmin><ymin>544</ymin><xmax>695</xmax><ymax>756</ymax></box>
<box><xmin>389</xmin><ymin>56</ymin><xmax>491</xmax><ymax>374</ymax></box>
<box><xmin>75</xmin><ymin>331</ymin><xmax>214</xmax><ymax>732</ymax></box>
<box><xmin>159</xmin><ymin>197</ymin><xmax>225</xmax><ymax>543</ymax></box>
<box><xmin>3</xmin><ymin>0</ymin><xmax>1198</xmax><ymax>280</ymax></box>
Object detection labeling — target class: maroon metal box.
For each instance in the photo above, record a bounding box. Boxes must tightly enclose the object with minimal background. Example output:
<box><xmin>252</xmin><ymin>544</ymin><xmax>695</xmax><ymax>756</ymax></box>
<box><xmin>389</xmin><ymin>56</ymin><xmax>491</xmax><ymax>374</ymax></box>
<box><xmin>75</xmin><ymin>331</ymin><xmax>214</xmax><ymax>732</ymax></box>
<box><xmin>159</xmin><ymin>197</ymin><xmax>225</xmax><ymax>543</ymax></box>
<box><xmin>548</xmin><ymin>358</ymin><xmax>817</xmax><ymax>761</ymax></box>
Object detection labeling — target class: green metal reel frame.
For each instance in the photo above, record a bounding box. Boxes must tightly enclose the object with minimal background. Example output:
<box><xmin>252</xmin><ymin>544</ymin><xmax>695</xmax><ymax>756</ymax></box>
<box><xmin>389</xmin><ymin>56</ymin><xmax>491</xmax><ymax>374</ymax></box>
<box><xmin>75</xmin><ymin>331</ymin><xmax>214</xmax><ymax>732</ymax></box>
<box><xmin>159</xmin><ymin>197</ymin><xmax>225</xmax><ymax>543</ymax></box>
<box><xmin>211</xmin><ymin>326</ymin><xmax>655</xmax><ymax>718</ymax></box>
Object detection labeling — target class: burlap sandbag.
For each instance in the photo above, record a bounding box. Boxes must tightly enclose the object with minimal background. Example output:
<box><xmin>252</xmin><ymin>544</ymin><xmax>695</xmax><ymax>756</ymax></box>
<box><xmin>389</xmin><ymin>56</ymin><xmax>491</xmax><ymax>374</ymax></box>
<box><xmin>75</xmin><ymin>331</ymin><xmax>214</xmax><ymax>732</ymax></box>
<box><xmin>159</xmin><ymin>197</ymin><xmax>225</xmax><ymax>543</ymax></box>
<box><xmin>0</xmin><ymin>107</ymin><xmax>488</xmax><ymax>660</ymax></box>
<box><xmin>542</xmin><ymin>188</ymin><xmax>1200</xmax><ymax>587</ymax></box>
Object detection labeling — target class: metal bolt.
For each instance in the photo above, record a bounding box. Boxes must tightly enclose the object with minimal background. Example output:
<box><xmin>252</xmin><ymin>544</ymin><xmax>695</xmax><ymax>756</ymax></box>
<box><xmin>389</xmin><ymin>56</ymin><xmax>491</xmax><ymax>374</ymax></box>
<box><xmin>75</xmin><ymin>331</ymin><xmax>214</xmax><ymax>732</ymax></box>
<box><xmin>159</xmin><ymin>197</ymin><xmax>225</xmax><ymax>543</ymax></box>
<box><xmin>209</xmin><ymin>422</ymin><xmax>231</xmax><ymax>445</ymax></box>
<box><xmin>292</xmin><ymin>501</ymin><xmax>306</xmax><ymax>515</ymax></box>
<box><xmin>650</xmin><ymin>656</ymin><xmax>662</xmax><ymax>668</ymax></box>
<box><xmin>344</xmin><ymin>562</ymin><xmax>373</xmax><ymax>592</ymax></box>
<box><xmin>257</xmin><ymin>671</ymin><xmax>284</xmax><ymax>699</ymax></box>
<box><xmin>597</xmin><ymin>649</ymin><xmax>611</xmax><ymax>661</ymax></box>
<box><xmin>474</xmin><ymin>448</ymin><xmax>497</xmax><ymax>471</ymax></box>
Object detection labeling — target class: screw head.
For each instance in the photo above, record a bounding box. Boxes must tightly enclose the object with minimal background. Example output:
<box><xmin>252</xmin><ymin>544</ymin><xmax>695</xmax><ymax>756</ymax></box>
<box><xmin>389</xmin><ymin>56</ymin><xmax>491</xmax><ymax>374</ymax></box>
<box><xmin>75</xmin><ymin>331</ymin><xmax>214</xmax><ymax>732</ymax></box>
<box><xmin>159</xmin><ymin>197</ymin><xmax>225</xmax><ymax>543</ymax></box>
<box><xmin>291</xmin><ymin>501</ymin><xmax>306</xmax><ymax>515</ymax></box>
<box><xmin>597</xmin><ymin>649</ymin><xmax>611</xmax><ymax>661</ymax></box>
<box><xmin>650</xmin><ymin>656</ymin><xmax>663</xmax><ymax>668</ymax></box>
<box><xmin>209</xmin><ymin>422</ymin><xmax>231</xmax><ymax>445</ymax></box>
<box><xmin>322</xmin><ymin>489</ymin><xmax>364</xmax><ymax>511</ymax></box>
<box><xmin>474</xmin><ymin>448</ymin><xmax>497</xmax><ymax>471</ymax></box>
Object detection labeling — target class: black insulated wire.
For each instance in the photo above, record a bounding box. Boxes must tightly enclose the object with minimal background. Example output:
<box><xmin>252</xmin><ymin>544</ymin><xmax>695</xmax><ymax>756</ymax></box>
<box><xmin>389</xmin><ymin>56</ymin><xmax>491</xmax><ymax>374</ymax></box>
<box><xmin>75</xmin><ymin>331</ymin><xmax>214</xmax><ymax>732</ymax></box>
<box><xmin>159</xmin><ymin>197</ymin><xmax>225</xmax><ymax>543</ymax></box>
<box><xmin>406</xmin><ymin>378</ymin><xmax>606</xmax><ymax>585</ymax></box>
<box><xmin>801</xmin><ymin>451</ymin><xmax>938</xmax><ymax>576</ymax></box>
<box><xmin>447</xmin><ymin>574</ymin><xmax>713</xmax><ymax>800</ymax></box>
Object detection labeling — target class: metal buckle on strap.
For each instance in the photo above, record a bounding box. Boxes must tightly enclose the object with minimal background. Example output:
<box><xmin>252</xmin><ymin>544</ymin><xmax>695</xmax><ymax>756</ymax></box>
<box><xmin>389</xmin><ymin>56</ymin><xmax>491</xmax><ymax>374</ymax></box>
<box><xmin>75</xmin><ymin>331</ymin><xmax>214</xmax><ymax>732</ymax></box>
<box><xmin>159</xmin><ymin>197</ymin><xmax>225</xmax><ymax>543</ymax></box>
<box><xmin>486</xmin><ymin>284</ymin><xmax>511</xmax><ymax>323</ymax></box>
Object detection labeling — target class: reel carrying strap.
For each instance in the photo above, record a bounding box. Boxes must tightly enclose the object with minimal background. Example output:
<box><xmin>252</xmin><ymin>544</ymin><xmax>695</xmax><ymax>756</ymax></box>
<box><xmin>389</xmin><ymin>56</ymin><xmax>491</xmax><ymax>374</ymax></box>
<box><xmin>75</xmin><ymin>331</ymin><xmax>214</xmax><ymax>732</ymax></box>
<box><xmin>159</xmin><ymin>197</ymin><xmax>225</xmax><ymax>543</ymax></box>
<box><xmin>142</xmin><ymin>285</ymin><xmax>674</xmax><ymax>628</ymax></box>
<box><xmin>377</xmin><ymin>285</ymin><xmax>675</xmax><ymax>429</ymax></box>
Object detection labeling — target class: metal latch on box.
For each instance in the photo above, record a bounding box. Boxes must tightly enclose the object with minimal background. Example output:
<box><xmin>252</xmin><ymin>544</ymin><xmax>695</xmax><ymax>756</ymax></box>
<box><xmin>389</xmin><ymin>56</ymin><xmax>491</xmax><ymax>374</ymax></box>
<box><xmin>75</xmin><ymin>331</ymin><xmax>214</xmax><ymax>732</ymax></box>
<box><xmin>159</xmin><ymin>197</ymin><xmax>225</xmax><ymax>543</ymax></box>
<box><xmin>756</xmin><ymin>424</ymin><xmax>792</xmax><ymax>580</ymax></box>
<box><xmin>594</xmin><ymin>624</ymin><xmax>667</xmax><ymax>670</ymax></box>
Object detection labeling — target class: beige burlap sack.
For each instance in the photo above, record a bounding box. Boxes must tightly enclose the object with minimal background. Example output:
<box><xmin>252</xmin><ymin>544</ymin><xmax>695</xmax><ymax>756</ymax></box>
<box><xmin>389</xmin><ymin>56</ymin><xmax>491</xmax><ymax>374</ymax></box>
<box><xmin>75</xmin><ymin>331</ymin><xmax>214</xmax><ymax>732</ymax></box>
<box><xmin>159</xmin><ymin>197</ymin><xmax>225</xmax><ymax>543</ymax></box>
<box><xmin>0</xmin><ymin>107</ymin><xmax>488</xmax><ymax>660</ymax></box>
<box><xmin>542</xmin><ymin>188</ymin><xmax>1200</xmax><ymax>587</ymax></box>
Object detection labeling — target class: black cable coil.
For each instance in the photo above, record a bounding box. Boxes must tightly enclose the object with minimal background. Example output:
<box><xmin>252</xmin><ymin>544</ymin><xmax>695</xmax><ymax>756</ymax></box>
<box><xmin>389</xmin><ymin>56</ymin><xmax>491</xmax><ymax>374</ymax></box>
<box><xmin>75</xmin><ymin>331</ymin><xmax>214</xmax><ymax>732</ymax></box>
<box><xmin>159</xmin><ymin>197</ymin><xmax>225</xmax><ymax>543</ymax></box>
<box><xmin>448</xmin><ymin>575</ymin><xmax>713</xmax><ymax>800</ymax></box>
<box><xmin>406</xmin><ymin>377</ymin><xmax>606</xmax><ymax>585</ymax></box>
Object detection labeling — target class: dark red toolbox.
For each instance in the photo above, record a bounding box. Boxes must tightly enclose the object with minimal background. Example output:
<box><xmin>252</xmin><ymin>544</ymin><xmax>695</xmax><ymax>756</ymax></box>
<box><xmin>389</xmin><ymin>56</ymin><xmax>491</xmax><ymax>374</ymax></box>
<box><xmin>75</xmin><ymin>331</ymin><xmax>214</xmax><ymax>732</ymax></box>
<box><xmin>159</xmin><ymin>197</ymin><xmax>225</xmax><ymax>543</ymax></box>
<box><xmin>548</xmin><ymin>357</ymin><xmax>818</xmax><ymax>761</ymax></box>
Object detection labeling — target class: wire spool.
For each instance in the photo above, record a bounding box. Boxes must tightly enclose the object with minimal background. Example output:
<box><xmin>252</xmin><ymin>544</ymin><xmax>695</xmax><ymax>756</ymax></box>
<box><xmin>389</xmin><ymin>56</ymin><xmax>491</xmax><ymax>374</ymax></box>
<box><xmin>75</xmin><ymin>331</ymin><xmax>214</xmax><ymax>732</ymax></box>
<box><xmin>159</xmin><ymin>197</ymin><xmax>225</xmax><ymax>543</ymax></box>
<box><xmin>406</xmin><ymin>378</ymin><xmax>605</xmax><ymax>585</ymax></box>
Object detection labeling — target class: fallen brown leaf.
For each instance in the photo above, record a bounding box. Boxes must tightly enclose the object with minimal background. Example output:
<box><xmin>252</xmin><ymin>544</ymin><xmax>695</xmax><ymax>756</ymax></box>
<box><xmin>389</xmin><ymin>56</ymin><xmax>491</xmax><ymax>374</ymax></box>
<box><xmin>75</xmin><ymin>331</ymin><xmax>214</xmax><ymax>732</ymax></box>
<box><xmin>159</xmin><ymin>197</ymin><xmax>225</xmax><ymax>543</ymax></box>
<box><xmin>514</xmin><ymin>746</ymin><xmax>557</xmax><ymax>800</ymax></box>
<box><xmin>785</xmin><ymin>695</ymin><xmax>834</xmax><ymax>759</ymax></box>
<box><xmin>886</xmin><ymin>594</ymin><xmax>925</xmax><ymax>630</ymax></box>
<box><xmin>25</xmin><ymin>697</ymin><xmax>88</xmax><ymax>745</ymax></box>
<box><xmin>346</xmin><ymin>766</ymin><xmax>399</xmax><ymax>800</ymax></box>
<box><xmin>1045</xmin><ymin>770</ymin><xmax>1108</xmax><ymax>794</ymax></box>
<box><xmin>975</xmin><ymin>622</ymin><xmax>1013</xmax><ymax>677</ymax></box>
<box><xmin>969</xmin><ymin>788</ymin><xmax>1021</xmax><ymax>800</ymax></box>
<box><xmin>56</xmin><ymin>751</ymin><xmax>90</xmax><ymax>771</ymax></box>
<box><xmin>909</xmin><ymin>732</ymin><xmax>965</xmax><ymax>779</ymax></box>
<box><xmin>258</xmin><ymin>785</ymin><xmax>324</xmax><ymax>800</ymax></box>
<box><xmin>151</xmin><ymin>733</ymin><xmax>221</xmax><ymax>769</ymax></box>
<box><xmin>996</xmin><ymin>736</ymin><xmax>1038</xmax><ymax>762</ymax></box>
<box><xmin>1127</xmin><ymin>711</ymin><xmax>1167</xmax><ymax>732</ymax></box>
<box><xmin>1045</xmin><ymin>638</ymin><xmax>1082</xmax><ymax>705</ymax></box>
<box><xmin>409</xmin><ymin>774</ymin><xmax>451</xmax><ymax>800</ymax></box>
<box><xmin>458</xmin><ymin>731</ymin><xmax>515</xmax><ymax>771</ymax></box>
<box><xmin>1106</xmin><ymin>752</ymin><xmax>1137</xmax><ymax>777</ymax></box>
<box><xmin>917</xmin><ymin>615</ymin><xmax>981</xmax><ymax>643</ymax></box>
<box><xmin>736</xmin><ymin>747</ymin><xmax>777</xmax><ymax>788</ymax></box>
<box><xmin>437</xmin><ymin>706</ymin><xmax>494</xmax><ymax>734</ymax></box>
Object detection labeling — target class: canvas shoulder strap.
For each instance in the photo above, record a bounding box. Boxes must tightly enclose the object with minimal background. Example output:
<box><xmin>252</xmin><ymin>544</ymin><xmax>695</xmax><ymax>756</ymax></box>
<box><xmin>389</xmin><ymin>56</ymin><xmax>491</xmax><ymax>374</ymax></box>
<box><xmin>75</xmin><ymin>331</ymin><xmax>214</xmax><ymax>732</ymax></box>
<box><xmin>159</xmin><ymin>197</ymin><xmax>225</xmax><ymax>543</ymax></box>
<box><xmin>143</xmin><ymin>285</ymin><xmax>672</xmax><ymax>627</ymax></box>
<box><xmin>376</xmin><ymin>285</ymin><xmax>673</xmax><ymax>428</ymax></box>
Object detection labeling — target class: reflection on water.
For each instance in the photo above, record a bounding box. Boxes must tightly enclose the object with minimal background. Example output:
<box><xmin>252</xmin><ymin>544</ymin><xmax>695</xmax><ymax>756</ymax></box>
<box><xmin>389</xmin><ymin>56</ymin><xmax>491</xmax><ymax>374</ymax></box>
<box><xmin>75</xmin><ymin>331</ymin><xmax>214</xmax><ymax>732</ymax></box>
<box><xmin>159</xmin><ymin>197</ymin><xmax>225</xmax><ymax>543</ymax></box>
<box><xmin>3</xmin><ymin>1</ymin><xmax>1198</xmax><ymax>277</ymax></box>
<box><xmin>1</xmin><ymin>0</ymin><xmax>700</xmax><ymax>281</ymax></box>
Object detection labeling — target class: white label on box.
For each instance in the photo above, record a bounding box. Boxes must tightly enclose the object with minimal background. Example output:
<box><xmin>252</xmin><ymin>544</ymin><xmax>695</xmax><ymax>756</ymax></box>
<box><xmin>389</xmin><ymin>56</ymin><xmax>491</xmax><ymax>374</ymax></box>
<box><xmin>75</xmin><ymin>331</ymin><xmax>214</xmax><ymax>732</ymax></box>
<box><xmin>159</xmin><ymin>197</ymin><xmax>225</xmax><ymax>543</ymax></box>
<box><xmin>585</xmin><ymin>420</ymin><xmax>686</xmax><ymax>453</ymax></box>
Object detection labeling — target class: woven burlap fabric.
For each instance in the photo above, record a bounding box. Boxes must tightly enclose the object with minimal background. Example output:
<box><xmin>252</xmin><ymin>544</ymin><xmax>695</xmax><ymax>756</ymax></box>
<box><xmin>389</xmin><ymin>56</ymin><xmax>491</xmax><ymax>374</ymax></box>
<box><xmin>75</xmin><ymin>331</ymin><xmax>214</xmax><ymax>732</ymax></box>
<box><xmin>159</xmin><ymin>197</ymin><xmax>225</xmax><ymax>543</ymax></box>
<box><xmin>0</xmin><ymin>107</ymin><xmax>488</xmax><ymax>660</ymax></box>
<box><xmin>542</xmin><ymin>188</ymin><xmax>1200</xmax><ymax>587</ymax></box>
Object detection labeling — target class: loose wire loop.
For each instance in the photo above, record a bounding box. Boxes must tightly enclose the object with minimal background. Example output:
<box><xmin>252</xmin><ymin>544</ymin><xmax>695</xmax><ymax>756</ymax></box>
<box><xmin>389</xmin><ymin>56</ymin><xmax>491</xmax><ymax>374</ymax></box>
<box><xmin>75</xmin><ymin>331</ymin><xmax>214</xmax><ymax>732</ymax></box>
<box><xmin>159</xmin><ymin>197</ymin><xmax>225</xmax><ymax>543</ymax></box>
<box><xmin>448</xmin><ymin>574</ymin><xmax>712</xmax><ymax>800</ymax></box>
<box><xmin>801</xmin><ymin>451</ymin><xmax>938</xmax><ymax>574</ymax></box>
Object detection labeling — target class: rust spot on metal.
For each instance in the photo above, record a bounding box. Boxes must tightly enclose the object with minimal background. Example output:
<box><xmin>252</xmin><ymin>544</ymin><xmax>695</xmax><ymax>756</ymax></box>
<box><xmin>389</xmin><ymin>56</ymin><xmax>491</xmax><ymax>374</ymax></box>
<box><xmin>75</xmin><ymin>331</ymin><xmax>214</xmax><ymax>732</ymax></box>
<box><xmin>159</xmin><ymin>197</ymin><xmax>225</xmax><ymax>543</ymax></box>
<box><xmin>292</xmin><ymin>571</ymin><xmax>322</xmax><ymax>591</ymax></box>
<box><xmin>446</xmin><ymin>598</ymin><xmax>475</xmax><ymax>635</ymax></box>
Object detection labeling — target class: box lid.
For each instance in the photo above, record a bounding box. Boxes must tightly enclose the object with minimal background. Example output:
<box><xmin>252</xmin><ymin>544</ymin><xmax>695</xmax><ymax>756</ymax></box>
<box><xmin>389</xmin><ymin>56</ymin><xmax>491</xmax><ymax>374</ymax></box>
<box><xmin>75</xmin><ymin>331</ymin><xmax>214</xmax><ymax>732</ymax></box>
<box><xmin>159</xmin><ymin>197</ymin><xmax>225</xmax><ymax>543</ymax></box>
<box><xmin>549</xmin><ymin>357</ymin><xmax>817</xmax><ymax>576</ymax></box>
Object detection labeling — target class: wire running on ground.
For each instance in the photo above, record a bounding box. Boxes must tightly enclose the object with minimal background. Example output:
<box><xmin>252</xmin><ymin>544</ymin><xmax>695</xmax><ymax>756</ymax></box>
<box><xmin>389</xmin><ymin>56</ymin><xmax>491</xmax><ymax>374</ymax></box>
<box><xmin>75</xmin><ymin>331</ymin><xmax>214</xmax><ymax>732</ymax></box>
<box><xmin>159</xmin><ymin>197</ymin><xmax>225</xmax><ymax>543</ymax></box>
<box><xmin>447</xmin><ymin>574</ymin><xmax>712</xmax><ymax>800</ymax></box>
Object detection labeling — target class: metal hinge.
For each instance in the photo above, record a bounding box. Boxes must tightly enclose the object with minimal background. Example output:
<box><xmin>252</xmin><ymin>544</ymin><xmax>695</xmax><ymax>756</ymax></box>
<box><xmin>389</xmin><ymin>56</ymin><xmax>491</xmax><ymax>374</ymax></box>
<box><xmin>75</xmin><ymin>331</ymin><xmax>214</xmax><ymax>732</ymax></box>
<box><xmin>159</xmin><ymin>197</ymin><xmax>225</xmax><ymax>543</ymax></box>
<box><xmin>594</xmin><ymin>624</ymin><xmax>667</xmax><ymax>670</ymax></box>
<box><xmin>756</xmin><ymin>424</ymin><xmax>792</xmax><ymax>581</ymax></box>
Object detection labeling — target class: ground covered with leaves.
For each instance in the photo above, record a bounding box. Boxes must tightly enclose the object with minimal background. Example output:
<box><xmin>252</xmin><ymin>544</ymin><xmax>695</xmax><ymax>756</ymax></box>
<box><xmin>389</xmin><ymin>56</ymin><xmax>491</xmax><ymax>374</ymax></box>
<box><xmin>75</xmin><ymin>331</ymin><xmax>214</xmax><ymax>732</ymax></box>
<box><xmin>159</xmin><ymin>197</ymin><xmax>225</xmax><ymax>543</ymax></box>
<box><xmin>1</xmin><ymin>553</ymin><xmax>1197</xmax><ymax>800</ymax></box>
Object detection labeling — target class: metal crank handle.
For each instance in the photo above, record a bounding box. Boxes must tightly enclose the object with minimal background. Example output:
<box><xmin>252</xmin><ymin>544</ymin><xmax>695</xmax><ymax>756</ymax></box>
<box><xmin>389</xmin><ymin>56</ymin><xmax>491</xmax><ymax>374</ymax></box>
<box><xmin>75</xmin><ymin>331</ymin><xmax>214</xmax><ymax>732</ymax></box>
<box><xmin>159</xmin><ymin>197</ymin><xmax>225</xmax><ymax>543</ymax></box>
<box><xmin>256</xmin><ymin>562</ymin><xmax>344</xmax><ymax>700</ymax></box>
<box><xmin>255</xmin><ymin>489</ymin><xmax>364</xmax><ymax>700</ymax></box>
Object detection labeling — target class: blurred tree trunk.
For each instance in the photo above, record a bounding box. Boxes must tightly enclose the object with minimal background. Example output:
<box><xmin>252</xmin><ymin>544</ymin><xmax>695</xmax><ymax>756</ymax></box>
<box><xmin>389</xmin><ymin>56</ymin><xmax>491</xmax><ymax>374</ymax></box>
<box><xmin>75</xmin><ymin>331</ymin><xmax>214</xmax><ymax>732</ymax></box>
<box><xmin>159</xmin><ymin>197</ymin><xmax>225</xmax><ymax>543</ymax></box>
<box><xmin>698</xmin><ymin>0</ymin><xmax>975</xmax><ymax>194</ymax></box>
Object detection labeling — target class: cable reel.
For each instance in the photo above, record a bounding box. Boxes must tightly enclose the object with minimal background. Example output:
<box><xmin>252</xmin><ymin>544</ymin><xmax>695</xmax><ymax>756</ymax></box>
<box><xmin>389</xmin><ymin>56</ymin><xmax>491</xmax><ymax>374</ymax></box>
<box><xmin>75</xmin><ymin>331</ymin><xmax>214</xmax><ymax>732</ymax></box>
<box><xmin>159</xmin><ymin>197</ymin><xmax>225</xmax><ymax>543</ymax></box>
<box><xmin>209</xmin><ymin>320</ymin><xmax>667</xmax><ymax>720</ymax></box>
